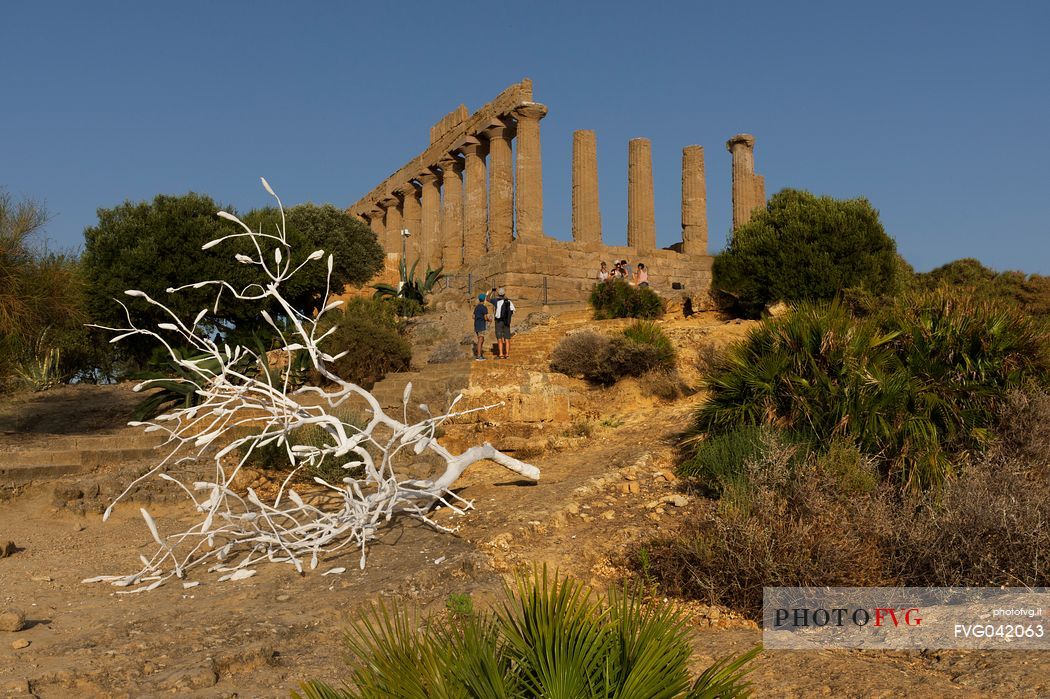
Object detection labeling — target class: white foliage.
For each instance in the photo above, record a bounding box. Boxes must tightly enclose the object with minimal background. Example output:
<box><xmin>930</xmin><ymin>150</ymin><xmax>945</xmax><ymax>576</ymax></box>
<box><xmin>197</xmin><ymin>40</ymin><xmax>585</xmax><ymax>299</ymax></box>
<box><xmin>86</xmin><ymin>179</ymin><xmax>539</xmax><ymax>592</ymax></box>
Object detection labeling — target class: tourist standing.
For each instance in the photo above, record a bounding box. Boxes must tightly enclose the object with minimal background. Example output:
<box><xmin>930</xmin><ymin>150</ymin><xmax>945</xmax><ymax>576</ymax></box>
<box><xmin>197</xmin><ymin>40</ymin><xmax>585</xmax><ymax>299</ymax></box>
<box><xmin>492</xmin><ymin>287</ymin><xmax>516</xmax><ymax>360</ymax></box>
<box><xmin>472</xmin><ymin>293</ymin><xmax>490</xmax><ymax>360</ymax></box>
<box><xmin>598</xmin><ymin>261</ymin><xmax>609</xmax><ymax>282</ymax></box>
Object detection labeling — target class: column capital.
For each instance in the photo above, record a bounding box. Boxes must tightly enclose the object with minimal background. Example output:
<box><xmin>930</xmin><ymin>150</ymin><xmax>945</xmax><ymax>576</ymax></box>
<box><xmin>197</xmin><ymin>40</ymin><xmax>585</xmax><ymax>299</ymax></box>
<box><xmin>417</xmin><ymin>170</ymin><xmax>439</xmax><ymax>184</ymax></box>
<box><xmin>438</xmin><ymin>153</ymin><xmax>464</xmax><ymax>173</ymax></box>
<box><xmin>394</xmin><ymin>183</ymin><xmax>418</xmax><ymax>199</ymax></box>
<box><xmin>726</xmin><ymin>133</ymin><xmax>756</xmax><ymax>152</ymax></box>
<box><xmin>459</xmin><ymin>138</ymin><xmax>487</xmax><ymax>157</ymax></box>
<box><xmin>511</xmin><ymin>102</ymin><xmax>548</xmax><ymax>121</ymax></box>
<box><xmin>379</xmin><ymin>195</ymin><xmax>398</xmax><ymax>209</ymax></box>
<box><xmin>481</xmin><ymin>120</ymin><xmax>515</xmax><ymax>142</ymax></box>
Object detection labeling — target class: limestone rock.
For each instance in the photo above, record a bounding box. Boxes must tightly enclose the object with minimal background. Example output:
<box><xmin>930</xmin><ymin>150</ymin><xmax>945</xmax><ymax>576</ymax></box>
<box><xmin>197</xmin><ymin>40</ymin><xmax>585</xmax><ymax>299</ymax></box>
<box><xmin>428</xmin><ymin>340</ymin><xmax>464</xmax><ymax>364</ymax></box>
<box><xmin>526</xmin><ymin>311</ymin><xmax>552</xmax><ymax>326</ymax></box>
<box><xmin>0</xmin><ymin>608</ymin><xmax>26</xmax><ymax>632</ymax></box>
<box><xmin>764</xmin><ymin>300</ymin><xmax>790</xmax><ymax>318</ymax></box>
<box><xmin>53</xmin><ymin>485</ymin><xmax>83</xmax><ymax>502</ymax></box>
<box><xmin>1</xmin><ymin>678</ymin><xmax>30</xmax><ymax>694</ymax></box>
<box><xmin>618</xmin><ymin>481</ymin><xmax>640</xmax><ymax>494</ymax></box>
<box><xmin>0</xmin><ymin>541</ymin><xmax>17</xmax><ymax>558</ymax></box>
<box><xmin>157</xmin><ymin>662</ymin><xmax>218</xmax><ymax>690</ymax></box>
<box><xmin>10</xmin><ymin>639</ymin><xmax>29</xmax><ymax>650</ymax></box>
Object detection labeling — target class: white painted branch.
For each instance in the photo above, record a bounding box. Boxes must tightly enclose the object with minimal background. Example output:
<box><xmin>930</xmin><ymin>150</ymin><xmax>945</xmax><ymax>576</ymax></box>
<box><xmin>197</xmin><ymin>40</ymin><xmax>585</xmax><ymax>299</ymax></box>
<box><xmin>86</xmin><ymin>179</ymin><xmax>538</xmax><ymax>591</ymax></box>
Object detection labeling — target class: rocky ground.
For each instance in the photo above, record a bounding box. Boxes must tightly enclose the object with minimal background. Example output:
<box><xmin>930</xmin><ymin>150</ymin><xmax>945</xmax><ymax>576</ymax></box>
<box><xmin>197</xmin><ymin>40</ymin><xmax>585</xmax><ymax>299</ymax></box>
<box><xmin>1</xmin><ymin>313</ymin><xmax>1048</xmax><ymax>697</ymax></box>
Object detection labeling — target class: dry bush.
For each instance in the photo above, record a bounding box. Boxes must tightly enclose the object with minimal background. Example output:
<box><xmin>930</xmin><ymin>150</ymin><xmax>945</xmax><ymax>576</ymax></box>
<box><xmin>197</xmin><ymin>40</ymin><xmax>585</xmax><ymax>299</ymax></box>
<box><xmin>550</xmin><ymin>330</ymin><xmax>671</xmax><ymax>385</ymax></box>
<box><xmin>549</xmin><ymin>330</ymin><xmax>608</xmax><ymax>379</ymax></box>
<box><xmin>642</xmin><ymin>442</ymin><xmax>894</xmax><ymax>617</ymax></box>
<box><xmin>694</xmin><ymin>342</ymin><xmax>725</xmax><ymax>376</ymax></box>
<box><xmin>639</xmin><ymin>422</ymin><xmax>1050</xmax><ymax>618</ymax></box>
<box><xmin>889</xmin><ymin>458</ymin><xmax>1050</xmax><ymax>587</ymax></box>
<box><xmin>640</xmin><ymin>368</ymin><xmax>692</xmax><ymax>401</ymax></box>
<box><xmin>991</xmin><ymin>389</ymin><xmax>1050</xmax><ymax>473</ymax></box>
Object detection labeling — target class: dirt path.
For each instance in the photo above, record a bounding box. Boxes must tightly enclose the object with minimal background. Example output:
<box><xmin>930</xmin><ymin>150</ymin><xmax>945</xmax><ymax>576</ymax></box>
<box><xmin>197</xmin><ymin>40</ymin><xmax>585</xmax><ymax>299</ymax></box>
<box><xmin>2</xmin><ymin>391</ymin><xmax>1048</xmax><ymax>696</ymax></box>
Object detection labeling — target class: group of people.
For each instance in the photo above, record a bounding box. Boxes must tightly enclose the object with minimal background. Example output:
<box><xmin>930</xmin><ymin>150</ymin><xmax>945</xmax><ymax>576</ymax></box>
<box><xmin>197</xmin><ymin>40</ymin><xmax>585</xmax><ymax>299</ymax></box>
<box><xmin>469</xmin><ymin>260</ymin><xmax>651</xmax><ymax>361</ymax></box>
<box><xmin>597</xmin><ymin>259</ymin><xmax>649</xmax><ymax>287</ymax></box>
<box><xmin>472</xmin><ymin>287</ymin><xmax>516</xmax><ymax>361</ymax></box>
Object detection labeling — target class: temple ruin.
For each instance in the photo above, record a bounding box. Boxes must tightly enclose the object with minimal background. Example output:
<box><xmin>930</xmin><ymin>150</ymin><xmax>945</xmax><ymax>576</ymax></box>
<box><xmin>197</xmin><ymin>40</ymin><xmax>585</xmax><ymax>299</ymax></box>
<box><xmin>348</xmin><ymin>78</ymin><xmax>766</xmax><ymax>303</ymax></box>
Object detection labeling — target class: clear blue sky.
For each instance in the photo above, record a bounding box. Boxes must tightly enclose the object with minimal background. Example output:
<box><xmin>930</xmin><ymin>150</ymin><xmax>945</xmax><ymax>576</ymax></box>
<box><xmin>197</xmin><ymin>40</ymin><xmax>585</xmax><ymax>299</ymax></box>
<box><xmin>3</xmin><ymin>1</ymin><xmax>1048</xmax><ymax>273</ymax></box>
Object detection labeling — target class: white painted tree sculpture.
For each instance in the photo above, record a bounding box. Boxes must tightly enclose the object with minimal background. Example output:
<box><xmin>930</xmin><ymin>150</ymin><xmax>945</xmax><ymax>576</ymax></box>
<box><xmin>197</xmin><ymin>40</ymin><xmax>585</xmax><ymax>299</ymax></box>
<box><xmin>83</xmin><ymin>178</ymin><xmax>538</xmax><ymax>593</ymax></box>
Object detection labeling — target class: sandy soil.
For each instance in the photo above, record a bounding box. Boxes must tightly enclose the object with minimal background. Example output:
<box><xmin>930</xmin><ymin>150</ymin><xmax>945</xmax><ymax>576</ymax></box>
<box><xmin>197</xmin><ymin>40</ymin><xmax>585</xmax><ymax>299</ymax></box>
<box><xmin>1</xmin><ymin>377</ymin><xmax>1048</xmax><ymax>696</ymax></box>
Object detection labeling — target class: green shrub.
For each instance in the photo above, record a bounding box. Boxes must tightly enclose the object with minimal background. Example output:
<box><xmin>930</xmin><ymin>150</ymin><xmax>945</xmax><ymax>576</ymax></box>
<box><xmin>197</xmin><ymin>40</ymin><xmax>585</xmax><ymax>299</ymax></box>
<box><xmin>240</xmin><ymin>406</ymin><xmax>365</xmax><ymax>483</ymax></box>
<box><xmin>915</xmin><ymin>258</ymin><xmax>1050</xmax><ymax>321</ymax></box>
<box><xmin>876</xmin><ymin>290</ymin><xmax>1049</xmax><ymax>487</ymax></box>
<box><xmin>589</xmin><ymin>279</ymin><xmax>665</xmax><ymax>319</ymax></box>
<box><xmin>1</xmin><ymin>192</ymin><xmax>100</xmax><ymax>387</ymax></box>
<box><xmin>551</xmin><ymin>324</ymin><xmax>675</xmax><ymax>386</ymax></box>
<box><xmin>692</xmin><ymin>292</ymin><xmax>1049</xmax><ymax>490</ymax></box>
<box><xmin>444</xmin><ymin>592</ymin><xmax>474</xmax><ymax>620</ymax></box>
<box><xmin>319</xmin><ymin>298</ymin><xmax>411</xmax><ymax>389</ymax></box>
<box><xmin>623</xmin><ymin>320</ymin><xmax>675</xmax><ymax>365</ymax></box>
<box><xmin>679</xmin><ymin>426</ymin><xmax>772</xmax><ymax>496</ymax></box>
<box><xmin>388</xmin><ymin>296</ymin><xmax>424</xmax><ymax>318</ymax></box>
<box><xmin>84</xmin><ymin>196</ymin><xmax>384</xmax><ymax>366</ymax></box>
<box><xmin>294</xmin><ymin>568</ymin><xmax>759</xmax><ymax>698</ymax></box>
<box><xmin>713</xmin><ymin>189</ymin><xmax>901</xmax><ymax>317</ymax></box>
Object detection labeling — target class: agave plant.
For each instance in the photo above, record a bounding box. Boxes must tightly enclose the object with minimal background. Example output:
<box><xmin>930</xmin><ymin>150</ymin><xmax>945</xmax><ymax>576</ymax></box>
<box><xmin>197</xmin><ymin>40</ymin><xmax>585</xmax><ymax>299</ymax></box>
<box><xmin>373</xmin><ymin>257</ymin><xmax>444</xmax><ymax>306</ymax></box>
<box><xmin>13</xmin><ymin>328</ymin><xmax>62</xmax><ymax>391</ymax></box>
<box><xmin>294</xmin><ymin>569</ymin><xmax>760</xmax><ymax>699</ymax></box>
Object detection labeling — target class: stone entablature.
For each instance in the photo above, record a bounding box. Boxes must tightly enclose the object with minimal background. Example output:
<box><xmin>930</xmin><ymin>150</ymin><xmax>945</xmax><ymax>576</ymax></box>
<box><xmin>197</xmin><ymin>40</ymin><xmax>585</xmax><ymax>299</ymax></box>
<box><xmin>349</xmin><ymin>79</ymin><xmax>534</xmax><ymax>222</ymax></box>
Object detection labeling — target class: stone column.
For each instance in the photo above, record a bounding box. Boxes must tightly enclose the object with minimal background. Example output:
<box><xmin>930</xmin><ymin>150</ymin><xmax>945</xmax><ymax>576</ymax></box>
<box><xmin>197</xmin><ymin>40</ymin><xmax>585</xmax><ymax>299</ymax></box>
<box><xmin>482</xmin><ymin>122</ymin><xmax>515</xmax><ymax>251</ymax></box>
<box><xmin>418</xmin><ymin>170</ymin><xmax>441</xmax><ymax>269</ymax></box>
<box><xmin>681</xmin><ymin>145</ymin><xmax>707</xmax><ymax>255</ymax></box>
<box><xmin>571</xmin><ymin>129</ymin><xmax>602</xmax><ymax>245</ymax></box>
<box><xmin>627</xmin><ymin>138</ymin><xmax>656</xmax><ymax>249</ymax></box>
<box><xmin>726</xmin><ymin>133</ymin><xmax>764</xmax><ymax>229</ymax></box>
<box><xmin>397</xmin><ymin>183</ymin><xmax>422</xmax><ymax>263</ymax></box>
<box><xmin>438</xmin><ymin>154</ymin><xmax>464</xmax><ymax>271</ymax></box>
<box><xmin>511</xmin><ymin>103</ymin><xmax>548</xmax><ymax>242</ymax></box>
<box><xmin>461</xmin><ymin>139</ymin><xmax>488</xmax><ymax>262</ymax></box>
<box><xmin>381</xmin><ymin>196</ymin><xmax>402</xmax><ymax>254</ymax></box>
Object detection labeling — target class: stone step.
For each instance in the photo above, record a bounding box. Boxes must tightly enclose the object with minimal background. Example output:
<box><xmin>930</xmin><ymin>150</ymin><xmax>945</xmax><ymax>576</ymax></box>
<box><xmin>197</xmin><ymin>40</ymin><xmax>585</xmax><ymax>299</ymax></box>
<box><xmin>2</xmin><ymin>445</ymin><xmax>166</xmax><ymax>469</ymax></box>
<box><xmin>0</xmin><ymin>428</ymin><xmax>169</xmax><ymax>486</ymax></box>
<box><xmin>0</xmin><ymin>462</ymin><xmax>85</xmax><ymax>485</ymax></box>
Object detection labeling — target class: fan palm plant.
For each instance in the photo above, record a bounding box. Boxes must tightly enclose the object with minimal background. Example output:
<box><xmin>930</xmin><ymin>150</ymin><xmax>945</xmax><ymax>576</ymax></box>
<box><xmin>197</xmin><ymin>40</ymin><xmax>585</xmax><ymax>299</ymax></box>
<box><xmin>293</xmin><ymin>569</ymin><xmax>760</xmax><ymax>698</ymax></box>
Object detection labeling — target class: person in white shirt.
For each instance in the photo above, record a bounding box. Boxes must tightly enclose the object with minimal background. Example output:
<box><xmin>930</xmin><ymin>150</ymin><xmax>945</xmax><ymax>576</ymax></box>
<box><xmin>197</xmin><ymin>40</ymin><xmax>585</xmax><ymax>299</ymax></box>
<box><xmin>492</xmin><ymin>287</ymin><xmax>516</xmax><ymax>359</ymax></box>
<box><xmin>598</xmin><ymin>261</ymin><xmax>609</xmax><ymax>282</ymax></box>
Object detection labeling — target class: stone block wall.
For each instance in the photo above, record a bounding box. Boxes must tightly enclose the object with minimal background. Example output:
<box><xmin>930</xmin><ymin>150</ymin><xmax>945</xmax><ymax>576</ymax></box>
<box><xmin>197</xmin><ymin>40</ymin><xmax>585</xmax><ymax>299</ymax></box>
<box><xmin>461</xmin><ymin>239</ymin><xmax>712</xmax><ymax>305</ymax></box>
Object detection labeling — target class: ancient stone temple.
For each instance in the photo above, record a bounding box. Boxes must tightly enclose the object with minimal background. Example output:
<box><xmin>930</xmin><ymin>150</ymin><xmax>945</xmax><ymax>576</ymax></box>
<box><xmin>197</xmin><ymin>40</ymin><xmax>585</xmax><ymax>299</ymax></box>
<box><xmin>348</xmin><ymin>79</ymin><xmax>767</xmax><ymax>304</ymax></box>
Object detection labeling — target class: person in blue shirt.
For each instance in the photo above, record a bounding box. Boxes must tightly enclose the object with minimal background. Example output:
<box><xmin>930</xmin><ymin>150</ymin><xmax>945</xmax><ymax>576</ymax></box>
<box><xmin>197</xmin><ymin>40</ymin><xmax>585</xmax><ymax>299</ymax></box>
<box><xmin>472</xmin><ymin>293</ymin><xmax>491</xmax><ymax>360</ymax></box>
